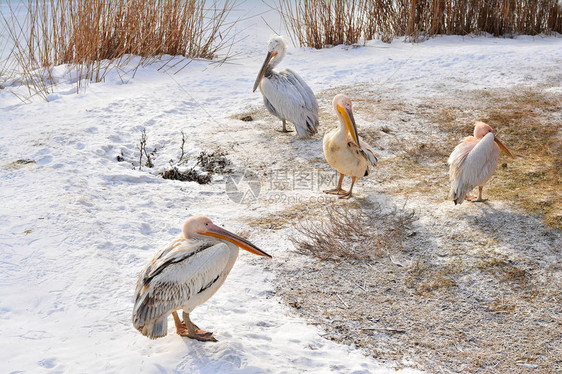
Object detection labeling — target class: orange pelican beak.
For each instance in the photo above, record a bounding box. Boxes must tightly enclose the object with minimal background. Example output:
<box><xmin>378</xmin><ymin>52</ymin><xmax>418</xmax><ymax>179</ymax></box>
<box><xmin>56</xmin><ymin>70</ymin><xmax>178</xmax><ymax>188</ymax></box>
<box><xmin>253</xmin><ymin>51</ymin><xmax>277</xmax><ymax>93</ymax></box>
<box><xmin>336</xmin><ymin>104</ymin><xmax>360</xmax><ymax>146</ymax></box>
<box><xmin>494</xmin><ymin>136</ymin><xmax>514</xmax><ymax>158</ymax></box>
<box><xmin>203</xmin><ymin>223</ymin><xmax>272</xmax><ymax>258</ymax></box>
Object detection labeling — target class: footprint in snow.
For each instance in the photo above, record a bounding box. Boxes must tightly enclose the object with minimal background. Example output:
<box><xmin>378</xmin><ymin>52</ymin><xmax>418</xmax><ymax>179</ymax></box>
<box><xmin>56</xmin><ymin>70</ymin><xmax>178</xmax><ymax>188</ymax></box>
<box><xmin>37</xmin><ymin>155</ymin><xmax>53</xmax><ymax>165</ymax></box>
<box><xmin>38</xmin><ymin>358</ymin><xmax>57</xmax><ymax>369</ymax></box>
<box><xmin>140</xmin><ymin>223</ymin><xmax>152</xmax><ymax>235</ymax></box>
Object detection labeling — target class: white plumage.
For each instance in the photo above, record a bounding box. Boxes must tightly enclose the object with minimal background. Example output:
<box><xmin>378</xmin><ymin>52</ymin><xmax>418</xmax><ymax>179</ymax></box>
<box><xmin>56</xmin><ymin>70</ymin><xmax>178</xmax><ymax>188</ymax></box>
<box><xmin>323</xmin><ymin>94</ymin><xmax>377</xmax><ymax>199</ymax></box>
<box><xmin>132</xmin><ymin>216</ymin><xmax>271</xmax><ymax>342</ymax></box>
<box><xmin>132</xmin><ymin>240</ymin><xmax>236</xmax><ymax>339</ymax></box>
<box><xmin>253</xmin><ymin>36</ymin><xmax>319</xmax><ymax>138</ymax></box>
<box><xmin>448</xmin><ymin>121</ymin><xmax>514</xmax><ymax>204</ymax></box>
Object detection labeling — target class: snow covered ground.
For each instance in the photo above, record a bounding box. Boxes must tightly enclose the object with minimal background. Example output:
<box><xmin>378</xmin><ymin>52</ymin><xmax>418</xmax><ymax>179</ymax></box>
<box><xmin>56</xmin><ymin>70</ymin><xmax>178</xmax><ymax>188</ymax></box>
<box><xmin>1</xmin><ymin>1</ymin><xmax>561</xmax><ymax>373</ymax></box>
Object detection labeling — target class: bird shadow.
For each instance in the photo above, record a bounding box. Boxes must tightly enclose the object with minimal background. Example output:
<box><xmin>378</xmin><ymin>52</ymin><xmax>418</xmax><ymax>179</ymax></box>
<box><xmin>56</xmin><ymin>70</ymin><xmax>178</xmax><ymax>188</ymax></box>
<box><xmin>460</xmin><ymin>201</ymin><xmax>560</xmax><ymax>263</ymax></box>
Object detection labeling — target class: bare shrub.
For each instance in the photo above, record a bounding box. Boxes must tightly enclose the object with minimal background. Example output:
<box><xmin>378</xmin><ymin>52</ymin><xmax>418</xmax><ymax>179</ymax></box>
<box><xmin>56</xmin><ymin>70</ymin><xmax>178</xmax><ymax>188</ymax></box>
<box><xmin>292</xmin><ymin>203</ymin><xmax>416</xmax><ymax>261</ymax></box>
<box><xmin>279</xmin><ymin>0</ymin><xmax>562</xmax><ymax>47</ymax></box>
<box><xmin>137</xmin><ymin>129</ymin><xmax>156</xmax><ymax>170</ymax></box>
<box><xmin>2</xmin><ymin>0</ymin><xmax>239</xmax><ymax>100</ymax></box>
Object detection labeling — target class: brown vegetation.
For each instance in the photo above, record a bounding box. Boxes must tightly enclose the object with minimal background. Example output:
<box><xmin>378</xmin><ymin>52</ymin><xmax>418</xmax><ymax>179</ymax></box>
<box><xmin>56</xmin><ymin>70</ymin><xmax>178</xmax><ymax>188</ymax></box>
<box><xmin>278</xmin><ymin>0</ymin><xmax>562</xmax><ymax>47</ymax></box>
<box><xmin>1</xmin><ymin>0</ymin><xmax>238</xmax><ymax>100</ymax></box>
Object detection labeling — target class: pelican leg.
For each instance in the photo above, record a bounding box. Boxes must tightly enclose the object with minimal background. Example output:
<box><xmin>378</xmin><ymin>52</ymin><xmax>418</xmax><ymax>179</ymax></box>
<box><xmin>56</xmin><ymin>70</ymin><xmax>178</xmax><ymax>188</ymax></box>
<box><xmin>173</xmin><ymin>311</ymin><xmax>217</xmax><ymax>342</ymax></box>
<box><xmin>339</xmin><ymin>177</ymin><xmax>357</xmax><ymax>199</ymax></box>
<box><xmin>277</xmin><ymin>119</ymin><xmax>293</xmax><ymax>133</ymax></box>
<box><xmin>324</xmin><ymin>173</ymin><xmax>347</xmax><ymax>195</ymax></box>
<box><xmin>473</xmin><ymin>186</ymin><xmax>488</xmax><ymax>202</ymax></box>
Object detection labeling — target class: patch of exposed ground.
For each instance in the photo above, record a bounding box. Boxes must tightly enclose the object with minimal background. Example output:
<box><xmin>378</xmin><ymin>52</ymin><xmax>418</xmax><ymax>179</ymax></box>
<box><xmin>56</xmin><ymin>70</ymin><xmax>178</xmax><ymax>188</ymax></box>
<box><xmin>241</xmin><ymin>83</ymin><xmax>561</xmax><ymax>373</ymax></box>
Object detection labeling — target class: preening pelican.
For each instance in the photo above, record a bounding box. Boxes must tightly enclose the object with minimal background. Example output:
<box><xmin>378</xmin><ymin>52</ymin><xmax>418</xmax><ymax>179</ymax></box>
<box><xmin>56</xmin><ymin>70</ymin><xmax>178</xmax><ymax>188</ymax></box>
<box><xmin>323</xmin><ymin>94</ymin><xmax>378</xmax><ymax>199</ymax></box>
<box><xmin>448</xmin><ymin>121</ymin><xmax>514</xmax><ymax>204</ymax></box>
<box><xmin>253</xmin><ymin>35</ymin><xmax>319</xmax><ymax>138</ymax></box>
<box><xmin>132</xmin><ymin>216</ymin><xmax>271</xmax><ymax>342</ymax></box>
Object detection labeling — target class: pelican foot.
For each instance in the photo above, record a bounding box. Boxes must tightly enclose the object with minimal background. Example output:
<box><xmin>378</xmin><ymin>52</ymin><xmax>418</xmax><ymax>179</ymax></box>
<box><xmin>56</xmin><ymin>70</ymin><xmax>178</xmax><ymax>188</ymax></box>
<box><xmin>464</xmin><ymin>195</ymin><xmax>478</xmax><ymax>201</ymax></box>
<box><xmin>338</xmin><ymin>191</ymin><xmax>353</xmax><ymax>199</ymax></box>
<box><xmin>173</xmin><ymin>311</ymin><xmax>218</xmax><ymax>342</ymax></box>
<box><xmin>277</xmin><ymin>129</ymin><xmax>294</xmax><ymax>133</ymax></box>
<box><xmin>471</xmin><ymin>198</ymin><xmax>488</xmax><ymax>203</ymax></box>
<box><xmin>324</xmin><ymin>188</ymin><xmax>347</xmax><ymax>195</ymax></box>
<box><xmin>176</xmin><ymin>325</ymin><xmax>217</xmax><ymax>342</ymax></box>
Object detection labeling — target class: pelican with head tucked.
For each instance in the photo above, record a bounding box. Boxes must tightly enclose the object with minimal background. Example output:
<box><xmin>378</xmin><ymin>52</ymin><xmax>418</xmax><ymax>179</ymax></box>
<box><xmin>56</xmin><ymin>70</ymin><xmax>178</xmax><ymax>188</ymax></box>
<box><xmin>448</xmin><ymin>121</ymin><xmax>514</xmax><ymax>204</ymax></box>
<box><xmin>132</xmin><ymin>216</ymin><xmax>271</xmax><ymax>342</ymax></box>
<box><xmin>253</xmin><ymin>35</ymin><xmax>319</xmax><ymax>138</ymax></box>
<box><xmin>323</xmin><ymin>94</ymin><xmax>378</xmax><ymax>199</ymax></box>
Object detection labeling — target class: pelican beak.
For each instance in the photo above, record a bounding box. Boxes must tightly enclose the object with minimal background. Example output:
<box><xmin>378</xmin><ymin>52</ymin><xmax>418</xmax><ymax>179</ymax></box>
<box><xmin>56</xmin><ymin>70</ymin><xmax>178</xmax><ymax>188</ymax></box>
<box><xmin>336</xmin><ymin>104</ymin><xmax>360</xmax><ymax>146</ymax></box>
<box><xmin>253</xmin><ymin>51</ymin><xmax>277</xmax><ymax>93</ymax></box>
<box><xmin>203</xmin><ymin>223</ymin><xmax>272</xmax><ymax>258</ymax></box>
<box><xmin>494</xmin><ymin>136</ymin><xmax>514</xmax><ymax>158</ymax></box>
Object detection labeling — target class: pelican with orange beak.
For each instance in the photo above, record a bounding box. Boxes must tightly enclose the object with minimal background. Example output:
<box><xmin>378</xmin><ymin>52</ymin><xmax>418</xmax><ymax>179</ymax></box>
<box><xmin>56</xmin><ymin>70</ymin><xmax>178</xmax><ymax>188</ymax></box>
<box><xmin>253</xmin><ymin>35</ymin><xmax>319</xmax><ymax>137</ymax></box>
<box><xmin>448</xmin><ymin>121</ymin><xmax>514</xmax><ymax>204</ymax></box>
<box><xmin>132</xmin><ymin>216</ymin><xmax>271</xmax><ymax>342</ymax></box>
<box><xmin>323</xmin><ymin>94</ymin><xmax>378</xmax><ymax>199</ymax></box>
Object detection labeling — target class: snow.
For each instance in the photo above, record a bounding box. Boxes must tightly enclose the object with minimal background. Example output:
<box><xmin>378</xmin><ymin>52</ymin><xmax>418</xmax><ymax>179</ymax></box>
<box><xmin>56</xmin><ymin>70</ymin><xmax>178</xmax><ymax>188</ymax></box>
<box><xmin>1</xmin><ymin>1</ymin><xmax>561</xmax><ymax>373</ymax></box>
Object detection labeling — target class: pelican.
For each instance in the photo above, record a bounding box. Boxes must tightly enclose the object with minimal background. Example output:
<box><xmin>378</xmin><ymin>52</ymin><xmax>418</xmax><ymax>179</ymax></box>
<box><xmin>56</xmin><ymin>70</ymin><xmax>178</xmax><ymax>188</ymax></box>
<box><xmin>323</xmin><ymin>94</ymin><xmax>378</xmax><ymax>199</ymax></box>
<box><xmin>253</xmin><ymin>35</ymin><xmax>319</xmax><ymax>138</ymax></box>
<box><xmin>132</xmin><ymin>216</ymin><xmax>271</xmax><ymax>342</ymax></box>
<box><xmin>448</xmin><ymin>121</ymin><xmax>514</xmax><ymax>204</ymax></box>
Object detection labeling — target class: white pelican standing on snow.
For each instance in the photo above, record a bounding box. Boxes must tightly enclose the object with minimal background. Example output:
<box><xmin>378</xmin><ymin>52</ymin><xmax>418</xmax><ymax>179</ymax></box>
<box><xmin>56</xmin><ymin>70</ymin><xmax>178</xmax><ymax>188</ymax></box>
<box><xmin>132</xmin><ymin>216</ymin><xmax>271</xmax><ymax>342</ymax></box>
<box><xmin>253</xmin><ymin>35</ymin><xmax>319</xmax><ymax>138</ymax></box>
<box><xmin>448</xmin><ymin>121</ymin><xmax>514</xmax><ymax>204</ymax></box>
<box><xmin>323</xmin><ymin>94</ymin><xmax>378</xmax><ymax>199</ymax></box>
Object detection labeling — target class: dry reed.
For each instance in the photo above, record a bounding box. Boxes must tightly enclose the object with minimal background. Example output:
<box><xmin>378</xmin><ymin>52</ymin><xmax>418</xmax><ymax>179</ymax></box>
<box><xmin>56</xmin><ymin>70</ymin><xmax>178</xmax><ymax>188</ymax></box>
<box><xmin>1</xmin><ymin>0</ymin><xmax>238</xmax><ymax>100</ymax></box>
<box><xmin>279</xmin><ymin>0</ymin><xmax>562</xmax><ymax>47</ymax></box>
<box><xmin>278</xmin><ymin>0</ymin><xmax>369</xmax><ymax>48</ymax></box>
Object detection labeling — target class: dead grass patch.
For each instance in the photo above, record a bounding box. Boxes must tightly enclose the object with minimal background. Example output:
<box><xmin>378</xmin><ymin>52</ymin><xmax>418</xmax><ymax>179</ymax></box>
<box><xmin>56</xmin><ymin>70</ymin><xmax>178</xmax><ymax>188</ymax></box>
<box><xmin>478</xmin><ymin>90</ymin><xmax>561</xmax><ymax>229</ymax></box>
<box><xmin>268</xmin><ymin>83</ymin><xmax>561</xmax><ymax>373</ymax></box>
<box><xmin>390</xmin><ymin>87</ymin><xmax>561</xmax><ymax>228</ymax></box>
<box><xmin>476</xmin><ymin>253</ymin><xmax>532</xmax><ymax>287</ymax></box>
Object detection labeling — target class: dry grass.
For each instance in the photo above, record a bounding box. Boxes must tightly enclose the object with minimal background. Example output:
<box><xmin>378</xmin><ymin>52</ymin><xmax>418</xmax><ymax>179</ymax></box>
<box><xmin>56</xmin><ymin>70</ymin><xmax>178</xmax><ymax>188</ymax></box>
<box><xmin>1</xmin><ymin>0</ymin><xmax>238</xmax><ymax>100</ymax></box>
<box><xmin>292</xmin><ymin>203</ymin><xmax>416</xmax><ymax>261</ymax></box>
<box><xmin>336</xmin><ymin>85</ymin><xmax>561</xmax><ymax>228</ymax></box>
<box><xmin>240</xmin><ymin>81</ymin><xmax>561</xmax><ymax>372</ymax></box>
<box><xmin>259</xmin><ymin>80</ymin><xmax>561</xmax><ymax>373</ymax></box>
<box><xmin>279</xmin><ymin>0</ymin><xmax>562</xmax><ymax>47</ymax></box>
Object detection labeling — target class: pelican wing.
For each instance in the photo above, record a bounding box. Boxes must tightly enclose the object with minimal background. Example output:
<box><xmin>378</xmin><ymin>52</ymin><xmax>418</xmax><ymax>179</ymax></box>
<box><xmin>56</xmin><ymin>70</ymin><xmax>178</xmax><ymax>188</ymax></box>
<box><xmin>347</xmin><ymin>133</ymin><xmax>378</xmax><ymax>167</ymax></box>
<box><xmin>132</xmin><ymin>240</ymin><xmax>230</xmax><ymax>330</ymax></box>
<box><xmin>448</xmin><ymin>133</ymin><xmax>499</xmax><ymax>204</ymax></box>
<box><xmin>261</xmin><ymin>69</ymin><xmax>319</xmax><ymax>137</ymax></box>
